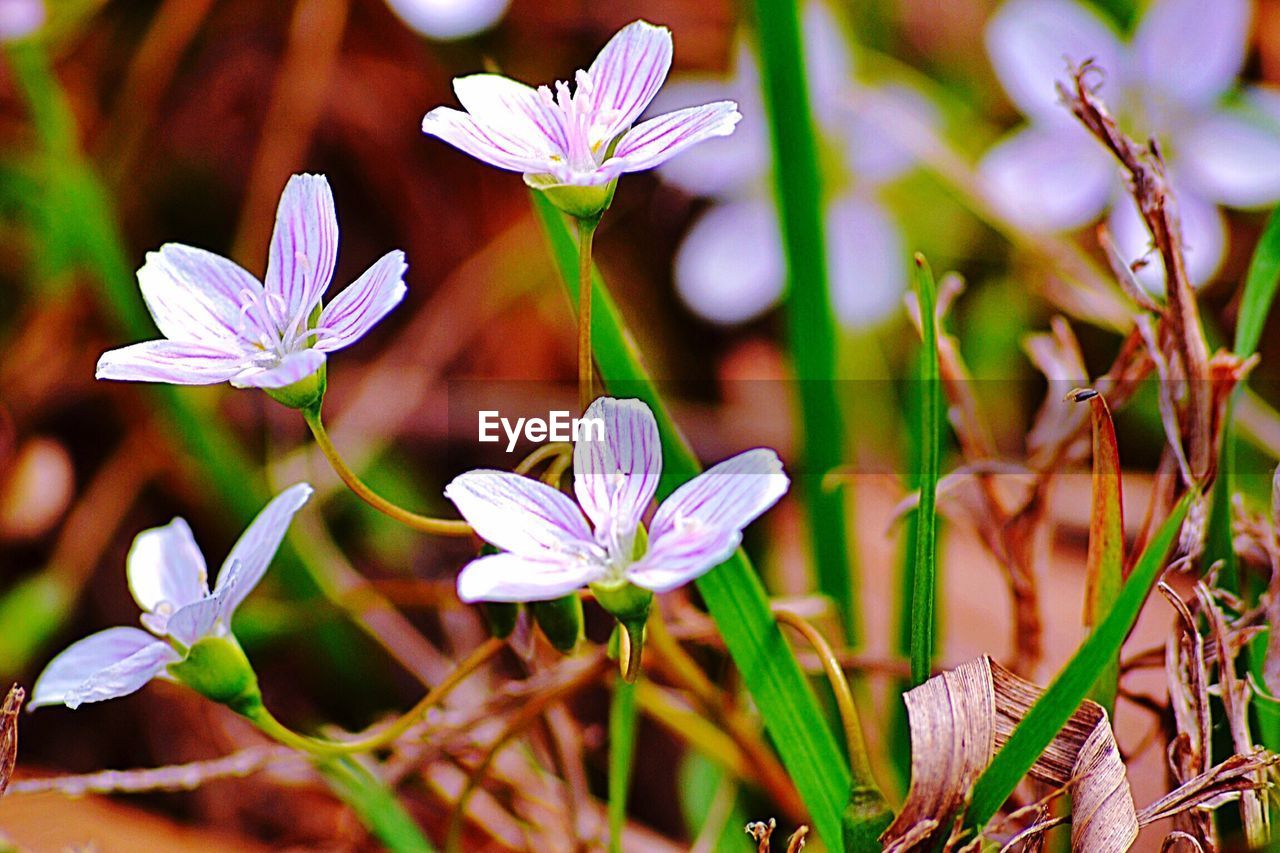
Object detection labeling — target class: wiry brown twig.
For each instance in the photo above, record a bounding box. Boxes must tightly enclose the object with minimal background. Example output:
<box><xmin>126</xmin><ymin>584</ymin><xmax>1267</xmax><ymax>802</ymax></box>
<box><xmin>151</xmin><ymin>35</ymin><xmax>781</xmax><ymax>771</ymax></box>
<box><xmin>6</xmin><ymin>746</ymin><xmax>305</xmax><ymax>796</ymax></box>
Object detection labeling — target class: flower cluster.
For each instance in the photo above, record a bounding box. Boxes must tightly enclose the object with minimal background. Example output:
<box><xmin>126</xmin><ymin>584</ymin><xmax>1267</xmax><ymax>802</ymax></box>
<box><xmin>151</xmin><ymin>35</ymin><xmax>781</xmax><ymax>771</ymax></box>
<box><xmin>981</xmin><ymin>0</ymin><xmax>1280</xmax><ymax>289</ymax></box>
<box><xmin>653</xmin><ymin>1</ymin><xmax>935</xmax><ymax>327</ymax></box>
<box><xmin>32</xmin><ymin>485</ymin><xmax>311</xmax><ymax>711</ymax></box>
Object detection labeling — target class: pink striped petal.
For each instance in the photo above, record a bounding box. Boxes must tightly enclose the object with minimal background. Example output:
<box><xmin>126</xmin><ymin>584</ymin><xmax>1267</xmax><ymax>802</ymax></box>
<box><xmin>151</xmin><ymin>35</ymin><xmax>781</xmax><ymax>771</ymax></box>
<box><xmin>30</xmin><ymin>627</ymin><xmax>179</xmax><ymax>710</ymax></box>
<box><xmin>136</xmin><ymin>244</ymin><xmax>262</xmax><ymax>345</ymax></box>
<box><xmin>264</xmin><ymin>174</ymin><xmax>339</xmax><ymax>328</ymax></box>
<box><xmin>422</xmin><ymin>106</ymin><xmax>555</xmax><ymax>174</ymax></box>
<box><xmin>583</xmin><ymin>20</ymin><xmax>674</xmax><ymax>143</ymax></box>
<box><xmin>647</xmin><ymin>448</ymin><xmax>788</xmax><ymax>559</ymax></box>
<box><xmin>573</xmin><ymin>397</ymin><xmax>662</xmax><ymax>549</ymax></box>
<box><xmin>127</xmin><ymin>517</ymin><xmax>209</xmax><ymax>619</ymax></box>
<box><xmin>453</xmin><ymin>74</ymin><xmax>569</xmax><ymax>156</ymax></box>
<box><xmin>606</xmin><ymin>101</ymin><xmax>742</xmax><ymax>176</ymax></box>
<box><xmin>457</xmin><ymin>552</ymin><xmax>601</xmax><ymax>603</ymax></box>
<box><xmin>626</xmin><ymin>525</ymin><xmax>741</xmax><ymax>593</ymax></box>
<box><xmin>445</xmin><ymin>470</ymin><xmax>598</xmax><ymax>560</ymax></box>
<box><xmin>317</xmin><ymin>250</ymin><xmax>408</xmax><ymax>351</ymax></box>
<box><xmin>214</xmin><ymin>483</ymin><xmax>313</xmax><ymax>619</ymax></box>
<box><xmin>230</xmin><ymin>349</ymin><xmax>325</xmax><ymax>389</ymax></box>
<box><xmin>96</xmin><ymin>340</ymin><xmax>247</xmax><ymax>385</ymax></box>
<box><xmin>1134</xmin><ymin>0</ymin><xmax>1249</xmax><ymax>107</ymax></box>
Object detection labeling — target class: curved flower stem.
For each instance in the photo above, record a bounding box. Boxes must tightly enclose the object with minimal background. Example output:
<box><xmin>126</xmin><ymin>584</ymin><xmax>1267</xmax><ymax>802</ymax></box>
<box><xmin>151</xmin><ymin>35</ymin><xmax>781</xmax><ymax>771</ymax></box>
<box><xmin>772</xmin><ymin>608</ymin><xmax>877</xmax><ymax>789</ymax></box>
<box><xmin>576</xmin><ymin>216</ymin><xmax>599</xmax><ymax>412</ymax></box>
<box><xmin>248</xmin><ymin>637</ymin><xmax>505</xmax><ymax>757</ymax></box>
<box><xmin>513</xmin><ymin>441</ymin><xmax>572</xmax><ymax>476</ymax></box>
<box><xmin>303</xmin><ymin>406</ymin><xmax>472</xmax><ymax>537</ymax></box>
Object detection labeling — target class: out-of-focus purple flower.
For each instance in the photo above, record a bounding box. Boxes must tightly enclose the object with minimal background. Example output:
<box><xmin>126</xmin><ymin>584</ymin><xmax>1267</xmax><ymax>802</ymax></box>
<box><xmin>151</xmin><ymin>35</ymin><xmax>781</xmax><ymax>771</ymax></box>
<box><xmin>384</xmin><ymin>0</ymin><xmax>508</xmax><ymax>40</ymax></box>
<box><xmin>96</xmin><ymin>174</ymin><xmax>407</xmax><ymax>396</ymax></box>
<box><xmin>30</xmin><ymin>485</ymin><xmax>312</xmax><ymax>710</ymax></box>
<box><xmin>981</xmin><ymin>0</ymin><xmax>1280</xmax><ymax>289</ymax></box>
<box><xmin>0</xmin><ymin>0</ymin><xmax>43</xmax><ymax>40</ymax></box>
<box><xmin>652</xmin><ymin>2</ymin><xmax>934</xmax><ymax>328</ymax></box>
<box><xmin>421</xmin><ymin>21</ymin><xmax>741</xmax><ymax>193</ymax></box>
<box><xmin>444</xmin><ymin>397</ymin><xmax>788</xmax><ymax>602</ymax></box>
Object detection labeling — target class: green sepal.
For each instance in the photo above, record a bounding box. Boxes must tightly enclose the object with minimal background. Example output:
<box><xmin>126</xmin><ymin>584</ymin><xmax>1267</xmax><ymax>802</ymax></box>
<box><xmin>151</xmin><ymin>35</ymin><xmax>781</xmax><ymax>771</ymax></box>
<box><xmin>481</xmin><ymin>602</ymin><xmax>520</xmax><ymax>640</ymax></box>
<box><xmin>524</xmin><ymin>173</ymin><xmax>616</xmax><ymax>220</ymax></box>
<box><xmin>531</xmin><ymin>594</ymin><xmax>584</xmax><ymax>654</ymax></box>
<box><xmin>841</xmin><ymin>784</ymin><xmax>894</xmax><ymax>852</ymax></box>
<box><xmin>265</xmin><ymin>360</ymin><xmax>327</xmax><ymax>411</ymax></box>
<box><xmin>167</xmin><ymin>635</ymin><xmax>263</xmax><ymax>717</ymax></box>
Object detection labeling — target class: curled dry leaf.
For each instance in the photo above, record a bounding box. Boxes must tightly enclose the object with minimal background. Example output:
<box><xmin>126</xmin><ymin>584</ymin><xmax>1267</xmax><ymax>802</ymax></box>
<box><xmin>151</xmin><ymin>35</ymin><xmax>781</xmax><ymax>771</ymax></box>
<box><xmin>1</xmin><ymin>684</ymin><xmax>24</xmax><ymax>796</ymax></box>
<box><xmin>880</xmin><ymin>656</ymin><xmax>1137</xmax><ymax>852</ymax></box>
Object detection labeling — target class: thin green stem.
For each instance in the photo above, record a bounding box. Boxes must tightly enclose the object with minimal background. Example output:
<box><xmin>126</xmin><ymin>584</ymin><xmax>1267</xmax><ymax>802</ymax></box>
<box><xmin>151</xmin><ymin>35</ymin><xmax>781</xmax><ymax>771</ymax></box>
<box><xmin>249</xmin><ymin>637</ymin><xmax>504</xmax><ymax>757</ymax></box>
<box><xmin>607</xmin><ymin>677</ymin><xmax>638</xmax><ymax>853</ymax></box>
<box><xmin>772</xmin><ymin>609</ymin><xmax>878</xmax><ymax>790</ymax></box>
<box><xmin>910</xmin><ymin>256</ymin><xmax>941</xmax><ymax>686</ymax></box>
<box><xmin>303</xmin><ymin>407</ymin><xmax>472</xmax><ymax>537</ymax></box>
<box><xmin>577</xmin><ymin>216</ymin><xmax>599</xmax><ymax>412</ymax></box>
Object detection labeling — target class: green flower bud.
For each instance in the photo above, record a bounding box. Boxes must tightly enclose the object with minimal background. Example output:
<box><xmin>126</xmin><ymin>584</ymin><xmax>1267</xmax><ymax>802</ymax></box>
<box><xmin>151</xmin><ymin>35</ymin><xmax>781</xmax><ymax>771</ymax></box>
<box><xmin>524</xmin><ymin>173</ymin><xmax>617</xmax><ymax>221</ymax></box>
<box><xmin>531</xmin><ymin>594</ymin><xmax>584</xmax><ymax>654</ymax></box>
<box><xmin>167</xmin><ymin>636</ymin><xmax>263</xmax><ymax>717</ymax></box>
<box><xmin>481</xmin><ymin>601</ymin><xmax>521</xmax><ymax>640</ymax></box>
<box><xmin>841</xmin><ymin>784</ymin><xmax>894</xmax><ymax>852</ymax></box>
<box><xmin>265</xmin><ymin>361</ymin><xmax>327</xmax><ymax>411</ymax></box>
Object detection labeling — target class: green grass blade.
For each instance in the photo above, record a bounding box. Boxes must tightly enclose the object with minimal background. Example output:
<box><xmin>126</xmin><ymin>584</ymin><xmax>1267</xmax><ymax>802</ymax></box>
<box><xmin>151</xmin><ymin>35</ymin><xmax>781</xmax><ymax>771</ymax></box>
<box><xmin>607</xmin><ymin>678</ymin><xmax>638</xmax><ymax>853</ymax></box>
<box><xmin>320</xmin><ymin>757</ymin><xmax>436</xmax><ymax>852</ymax></box>
<box><xmin>532</xmin><ymin>192</ymin><xmax>853</xmax><ymax>851</ymax></box>
<box><xmin>964</xmin><ymin>492</ymin><xmax>1192</xmax><ymax>835</ymax></box>
<box><xmin>750</xmin><ymin>0</ymin><xmax>856</xmax><ymax>643</ymax></box>
<box><xmin>909</xmin><ymin>256</ymin><xmax>941</xmax><ymax>686</ymax></box>
<box><xmin>1208</xmin><ymin>206</ymin><xmax>1280</xmax><ymax>587</ymax></box>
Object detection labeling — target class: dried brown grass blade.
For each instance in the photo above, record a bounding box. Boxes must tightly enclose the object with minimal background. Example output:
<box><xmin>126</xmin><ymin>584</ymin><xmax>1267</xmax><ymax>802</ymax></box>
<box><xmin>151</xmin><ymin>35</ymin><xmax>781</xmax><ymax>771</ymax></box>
<box><xmin>881</xmin><ymin>656</ymin><xmax>1138</xmax><ymax>852</ymax></box>
<box><xmin>1</xmin><ymin>684</ymin><xmax>23</xmax><ymax>796</ymax></box>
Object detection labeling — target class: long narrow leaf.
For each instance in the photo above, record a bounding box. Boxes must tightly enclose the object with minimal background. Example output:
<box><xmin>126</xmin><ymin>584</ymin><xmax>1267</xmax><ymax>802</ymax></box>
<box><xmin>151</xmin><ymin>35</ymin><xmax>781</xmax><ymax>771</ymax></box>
<box><xmin>321</xmin><ymin>757</ymin><xmax>436</xmax><ymax>852</ymax></box>
<box><xmin>608</xmin><ymin>678</ymin><xmax>638</xmax><ymax>853</ymax></box>
<box><xmin>751</xmin><ymin>0</ymin><xmax>857</xmax><ymax>643</ymax></box>
<box><xmin>909</xmin><ymin>256</ymin><xmax>941</xmax><ymax>686</ymax></box>
<box><xmin>964</xmin><ymin>492</ymin><xmax>1192</xmax><ymax>836</ymax></box>
<box><xmin>1077</xmin><ymin>390</ymin><xmax>1125</xmax><ymax>715</ymax></box>
<box><xmin>1206</xmin><ymin>206</ymin><xmax>1280</xmax><ymax>586</ymax></box>
<box><xmin>532</xmin><ymin>192</ymin><xmax>852</xmax><ymax>851</ymax></box>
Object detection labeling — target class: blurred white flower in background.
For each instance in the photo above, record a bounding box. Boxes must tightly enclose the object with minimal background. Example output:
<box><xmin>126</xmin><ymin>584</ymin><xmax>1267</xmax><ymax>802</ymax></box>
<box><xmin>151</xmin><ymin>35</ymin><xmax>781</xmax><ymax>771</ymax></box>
<box><xmin>0</xmin><ymin>0</ymin><xmax>43</xmax><ymax>40</ymax></box>
<box><xmin>981</xmin><ymin>0</ymin><xmax>1280</xmax><ymax>290</ymax></box>
<box><xmin>385</xmin><ymin>0</ymin><xmax>509</xmax><ymax>41</ymax></box>
<box><xmin>652</xmin><ymin>1</ymin><xmax>934</xmax><ymax>328</ymax></box>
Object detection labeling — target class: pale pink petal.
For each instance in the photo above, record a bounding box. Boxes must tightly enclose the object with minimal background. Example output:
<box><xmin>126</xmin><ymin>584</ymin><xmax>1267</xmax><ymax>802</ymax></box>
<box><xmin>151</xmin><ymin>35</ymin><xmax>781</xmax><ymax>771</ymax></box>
<box><xmin>264</xmin><ymin>174</ymin><xmax>339</xmax><ymax>327</ymax></box>
<box><xmin>826</xmin><ymin>196</ymin><xmax>907</xmax><ymax>328</ymax></box>
<box><xmin>673</xmin><ymin>199</ymin><xmax>783</xmax><ymax>324</ymax></box>
<box><xmin>979</xmin><ymin>125</ymin><xmax>1114</xmax><ymax>231</ymax></box>
<box><xmin>1179</xmin><ymin>110</ymin><xmax>1280</xmax><ymax>208</ymax></box>
<box><xmin>456</xmin><ymin>552</ymin><xmax>602</xmax><ymax>603</ymax></box>
<box><xmin>606</xmin><ymin>102</ymin><xmax>742</xmax><ymax>176</ymax></box>
<box><xmin>229</xmin><ymin>348</ymin><xmax>325</xmax><ymax>389</ymax></box>
<box><xmin>0</xmin><ymin>0</ymin><xmax>44</xmax><ymax>40</ymax></box>
<box><xmin>127</xmin><ymin>518</ymin><xmax>209</xmax><ymax>619</ymax></box>
<box><xmin>30</xmin><ymin>627</ymin><xmax>179</xmax><ymax>710</ymax></box>
<box><xmin>444</xmin><ymin>470</ymin><xmax>598</xmax><ymax>560</ymax></box>
<box><xmin>96</xmin><ymin>340</ymin><xmax>247</xmax><ymax>385</ymax></box>
<box><xmin>626</xmin><ymin>525</ymin><xmax>741</xmax><ymax>592</ymax></box>
<box><xmin>165</xmin><ymin>597</ymin><xmax>222</xmax><ymax>646</ymax></box>
<box><xmin>840</xmin><ymin>83</ymin><xmax>936</xmax><ymax>183</ymax></box>
<box><xmin>573</xmin><ymin>397</ymin><xmax>662</xmax><ymax>549</ymax></box>
<box><xmin>651</xmin><ymin>70</ymin><xmax>769</xmax><ymax>198</ymax></box>
<box><xmin>422</xmin><ymin>106</ymin><xmax>556</xmax><ymax>174</ymax></box>
<box><xmin>584</xmin><ymin>20</ymin><xmax>674</xmax><ymax>143</ymax></box>
<box><xmin>453</xmin><ymin>74</ymin><xmax>569</xmax><ymax>155</ymax></box>
<box><xmin>986</xmin><ymin>0</ymin><xmax>1126</xmax><ymax>125</ymax></box>
<box><xmin>802</xmin><ymin>0</ymin><xmax>855</xmax><ymax>129</ymax></box>
<box><xmin>1134</xmin><ymin>0</ymin><xmax>1249</xmax><ymax>107</ymax></box>
<box><xmin>1108</xmin><ymin>187</ymin><xmax>1226</xmax><ymax>292</ymax></box>
<box><xmin>650</xmin><ymin>449</ymin><xmax>788</xmax><ymax>541</ymax></box>
<box><xmin>384</xmin><ymin>0</ymin><xmax>509</xmax><ymax>40</ymax></box>
<box><xmin>136</xmin><ymin>244</ymin><xmax>261</xmax><ymax>345</ymax></box>
<box><xmin>317</xmin><ymin>250</ymin><xmax>408</xmax><ymax>351</ymax></box>
<box><xmin>213</xmin><ymin>484</ymin><xmax>313</xmax><ymax>618</ymax></box>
